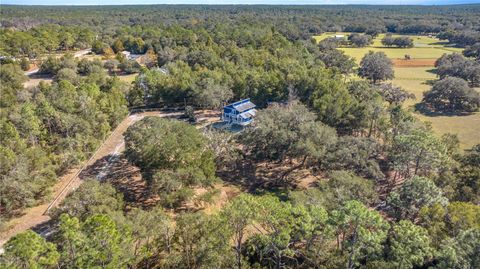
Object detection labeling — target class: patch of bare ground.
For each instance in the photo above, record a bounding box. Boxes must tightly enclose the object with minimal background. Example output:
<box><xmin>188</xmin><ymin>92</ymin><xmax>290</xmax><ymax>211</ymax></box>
<box><xmin>92</xmin><ymin>151</ymin><xmax>241</xmax><ymax>215</ymax></box>
<box><xmin>96</xmin><ymin>155</ymin><xmax>162</xmax><ymax>210</ymax></box>
<box><xmin>392</xmin><ymin>58</ymin><xmax>436</xmax><ymax>67</ymax></box>
<box><xmin>92</xmin><ymin>148</ymin><xmax>312</xmax><ymax>215</ymax></box>
<box><xmin>218</xmin><ymin>159</ymin><xmax>324</xmax><ymax>193</ymax></box>
<box><xmin>255</xmin><ymin>160</ymin><xmax>323</xmax><ymax>189</ymax></box>
<box><xmin>186</xmin><ymin>184</ymin><xmax>242</xmax><ymax>214</ymax></box>
<box><xmin>294</xmin><ymin>171</ymin><xmax>321</xmax><ymax>190</ymax></box>
<box><xmin>23</xmin><ymin>74</ymin><xmax>53</xmax><ymax>88</ymax></box>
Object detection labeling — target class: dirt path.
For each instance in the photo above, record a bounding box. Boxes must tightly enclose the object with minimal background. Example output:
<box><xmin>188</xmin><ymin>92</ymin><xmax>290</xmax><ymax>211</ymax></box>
<box><xmin>23</xmin><ymin>48</ymin><xmax>92</xmax><ymax>76</ymax></box>
<box><xmin>73</xmin><ymin>48</ymin><xmax>92</xmax><ymax>58</ymax></box>
<box><xmin>23</xmin><ymin>48</ymin><xmax>93</xmax><ymax>88</ymax></box>
<box><xmin>0</xmin><ymin>110</ymin><xmax>191</xmax><ymax>247</ymax></box>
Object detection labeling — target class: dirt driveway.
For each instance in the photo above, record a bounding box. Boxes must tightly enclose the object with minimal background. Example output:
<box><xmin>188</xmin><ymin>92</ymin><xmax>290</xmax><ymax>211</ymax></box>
<box><xmin>0</xmin><ymin>110</ymin><xmax>219</xmax><ymax>247</ymax></box>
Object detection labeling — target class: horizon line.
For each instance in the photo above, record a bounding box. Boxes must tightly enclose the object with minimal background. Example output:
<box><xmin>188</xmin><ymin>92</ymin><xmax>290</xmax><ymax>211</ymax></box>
<box><xmin>2</xmin><ymin>3</ymin><xmax>480</xmax><ymax>6</ymax></box>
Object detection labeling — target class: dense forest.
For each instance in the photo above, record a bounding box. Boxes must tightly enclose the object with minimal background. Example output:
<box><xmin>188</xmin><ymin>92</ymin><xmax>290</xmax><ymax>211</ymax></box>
<box><xmin>1</xmin><ymin>4</ymin><xmax>479</xmax><ymax>269</ymax></box>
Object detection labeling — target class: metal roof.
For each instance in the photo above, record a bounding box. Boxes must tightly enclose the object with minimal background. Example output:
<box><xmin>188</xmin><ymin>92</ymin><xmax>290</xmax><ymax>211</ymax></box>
<box><xmin>225</xmin><ymin>99</ymin><xmax>256</xmax><ymax>113</ymax></box>
<box><xmin>239</xmin><ymin>109</ymin><xmax>257</xmax><ymax>119</ymax></box>
<box><xmin>234</xmin><ymin>101</ymin><xmax>255</xmax><ymax>112</ymax></box>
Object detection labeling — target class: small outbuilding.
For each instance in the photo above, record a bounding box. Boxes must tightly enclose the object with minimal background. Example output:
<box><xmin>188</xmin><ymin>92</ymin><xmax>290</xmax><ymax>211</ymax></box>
<box><xmin>121</xmin><ymin>51</ymin><xmax>131</xmax><ymax>58</ymax></box>
<box><xmin>222</xmin><ymin>99</ymin><xmax>257</xmax><ymax>126</ymax></box>
<box><xmin>121</xmin><ymin>50</ymin><xmax>144</xmax><ymax>62</ymax></box>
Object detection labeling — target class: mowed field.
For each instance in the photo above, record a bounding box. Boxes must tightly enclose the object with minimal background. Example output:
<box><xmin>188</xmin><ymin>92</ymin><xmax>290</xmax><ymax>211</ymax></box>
<box><xmin>314</xmin><ymin>32</ymin><xmax>463</xmax><ymax>63</ymax></box>
<box><xmin>313</xmin><ymin>33</ymin><xmax>479</xmax><ymax>149</ymax></box>
<box><xmin>393</xmin><ymin>67</ymin><xmax>480</xmax><ymax>149</ymax></box>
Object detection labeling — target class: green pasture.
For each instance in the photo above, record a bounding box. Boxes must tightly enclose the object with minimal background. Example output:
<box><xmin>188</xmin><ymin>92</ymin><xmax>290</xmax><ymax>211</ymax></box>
<box><xmin>313</xmin><ymin>33</ymin><xmax>478</xmax><ymax>149</ymax></box>
<box><xmin>392</xmin><ymin>67</ymin><xmax>480</xmax><ymax>150</ymax></box>
<box><xmin>371</xmin><ymin>33</ymin><xmax>444</xmax><ymax>47</ymax></box>
<box><xmin>313</xmin><ymin>32</ymin><xmax>456</xmax><ymax>48</ymax></box>
<box><xmin>340</xmin><ymin>47</ymin><xmax>461</xmax><ymax>63</ymax></box>
<box><xmin>392</xmin><ymin>67</ymin><xmax>436</xmax><ymax>107</ymax></box>
<box><xmin>313</xmin><ymin>32</ymin><xmax>462</xmax><ymax>63</ymax></box>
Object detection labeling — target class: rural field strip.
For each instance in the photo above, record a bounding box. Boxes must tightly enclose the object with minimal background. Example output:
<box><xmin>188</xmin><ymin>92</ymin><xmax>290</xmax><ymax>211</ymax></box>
<box><xmin>0</xmin><ymin>110</ymin><xmax>182</xmax><ymax>248</ymax></box>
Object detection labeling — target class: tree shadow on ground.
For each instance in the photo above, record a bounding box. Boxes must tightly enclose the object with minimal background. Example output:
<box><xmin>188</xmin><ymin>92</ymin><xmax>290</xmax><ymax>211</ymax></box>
<box><xmin>423</xmin><ymin>79</ymin><xmax>437</xmax><ymax>86</ymax></box>
<box><xmin>430</xmin><ymin>41</ymin><xmax>451</xmax><ymax>46</ymax></box>
<box><xmin>425</xmin><ymin>67</ymin><xmax>438</xmax><ymax>77</ymax></box>
<box><xmin>31</xmin><ymin>219</ymin><xmax>57</xmax><ymax>241</ymax></box>
<box><xmin>414</xmin><ymin>102</ymin><xmax>475</xmax><ymax>117</ymax></box>
<box><xmin>217</xmin><ymin>159</ymin><xmax>321</xmax><ymax>197</ymax></box>
<box><xmin>28</xmin><ymin>73</ymin><xmax>52</xmax><ymax>79</ymax></box>
<box><xmin>80</xmin><ymin>155</ymin><xmax>157</xmax><ymax>210</ymax></box>
<box><xmin>79</xmin><ymin>152</ymin><xmax>320</xmax><ymax>212</ymax></box>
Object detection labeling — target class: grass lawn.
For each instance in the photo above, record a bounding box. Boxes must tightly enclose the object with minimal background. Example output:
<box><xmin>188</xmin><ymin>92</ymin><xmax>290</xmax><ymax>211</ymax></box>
<box><xmin>392</xmin><ymin>67</ymin><xmax>437</xmax><ymax>107</ymax></box>
<box><xmin>313</xmin><ymin>32</ymin><xmax>459</xmax><ymax>48</ymax></box>
<box><xmin>117</xmin><ymin>73</ymin><xmax>137</xmax><ymax>83</ymax></box>
<box><xmin>340</xmin><ymin>47</ymin><xmax>462</xmax><ymax>63</ymax></box>
<box><xmin>415</xmin><ymin>113</ymin><xmax>480</xmax><ymax>150</ymax></box>
<box><xmin>372</xmin><ymin>33</ymin><xmax>446</xmax><ymax>47</ymax></box>
<box><xmin>392</xmin><ymin>67</ymin><xmax>480</xmax><ymax>150</ymax></box>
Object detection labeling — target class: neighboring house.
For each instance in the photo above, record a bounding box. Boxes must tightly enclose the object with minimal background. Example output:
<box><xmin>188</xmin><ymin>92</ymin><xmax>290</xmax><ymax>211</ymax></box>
<box><xmin>121</xmin><ymin>50</ymin><xmax>143</xmax><ymax>62</ymax></box>
<box><xmin>121</xmin><ymin>50</ymin><xmax>131</xmax><ymax>58</ymax></box>
<box><xmin>222</xmin><ymin>99</ymin><xmax>257</xmax><ymax>126</ymax></box>
<box><xmin>333</xmin><ymin>34</ymin><xmax>345</xmax><ymax>40</ymax></box>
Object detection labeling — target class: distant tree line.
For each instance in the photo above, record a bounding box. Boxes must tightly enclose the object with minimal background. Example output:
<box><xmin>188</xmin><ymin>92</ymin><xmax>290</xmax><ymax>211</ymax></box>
<box><xmin>381</xmin><ymin>34</ymin><xmax>414</xmax><ymax>48</ymax></box>
<box><xmin>1</xmin><ymin>4</ymin><xmax>480</xmax><ymax>61</ymax></box>
<box><xmin>0</xmin><ymin>25</ymin><xmax>94</xmax><ymax>59</ymax></box>
<box><xmin>437</xmin><ymin>30</ymin><xmax>480</xmax><ymax>47</ymax></box>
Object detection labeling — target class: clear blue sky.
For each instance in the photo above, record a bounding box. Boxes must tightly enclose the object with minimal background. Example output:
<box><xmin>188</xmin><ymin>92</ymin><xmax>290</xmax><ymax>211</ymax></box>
<box><xmin>2</xmin><ymin>0</ymin><xmax>479</xmax><ymax>5</ymax></box>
